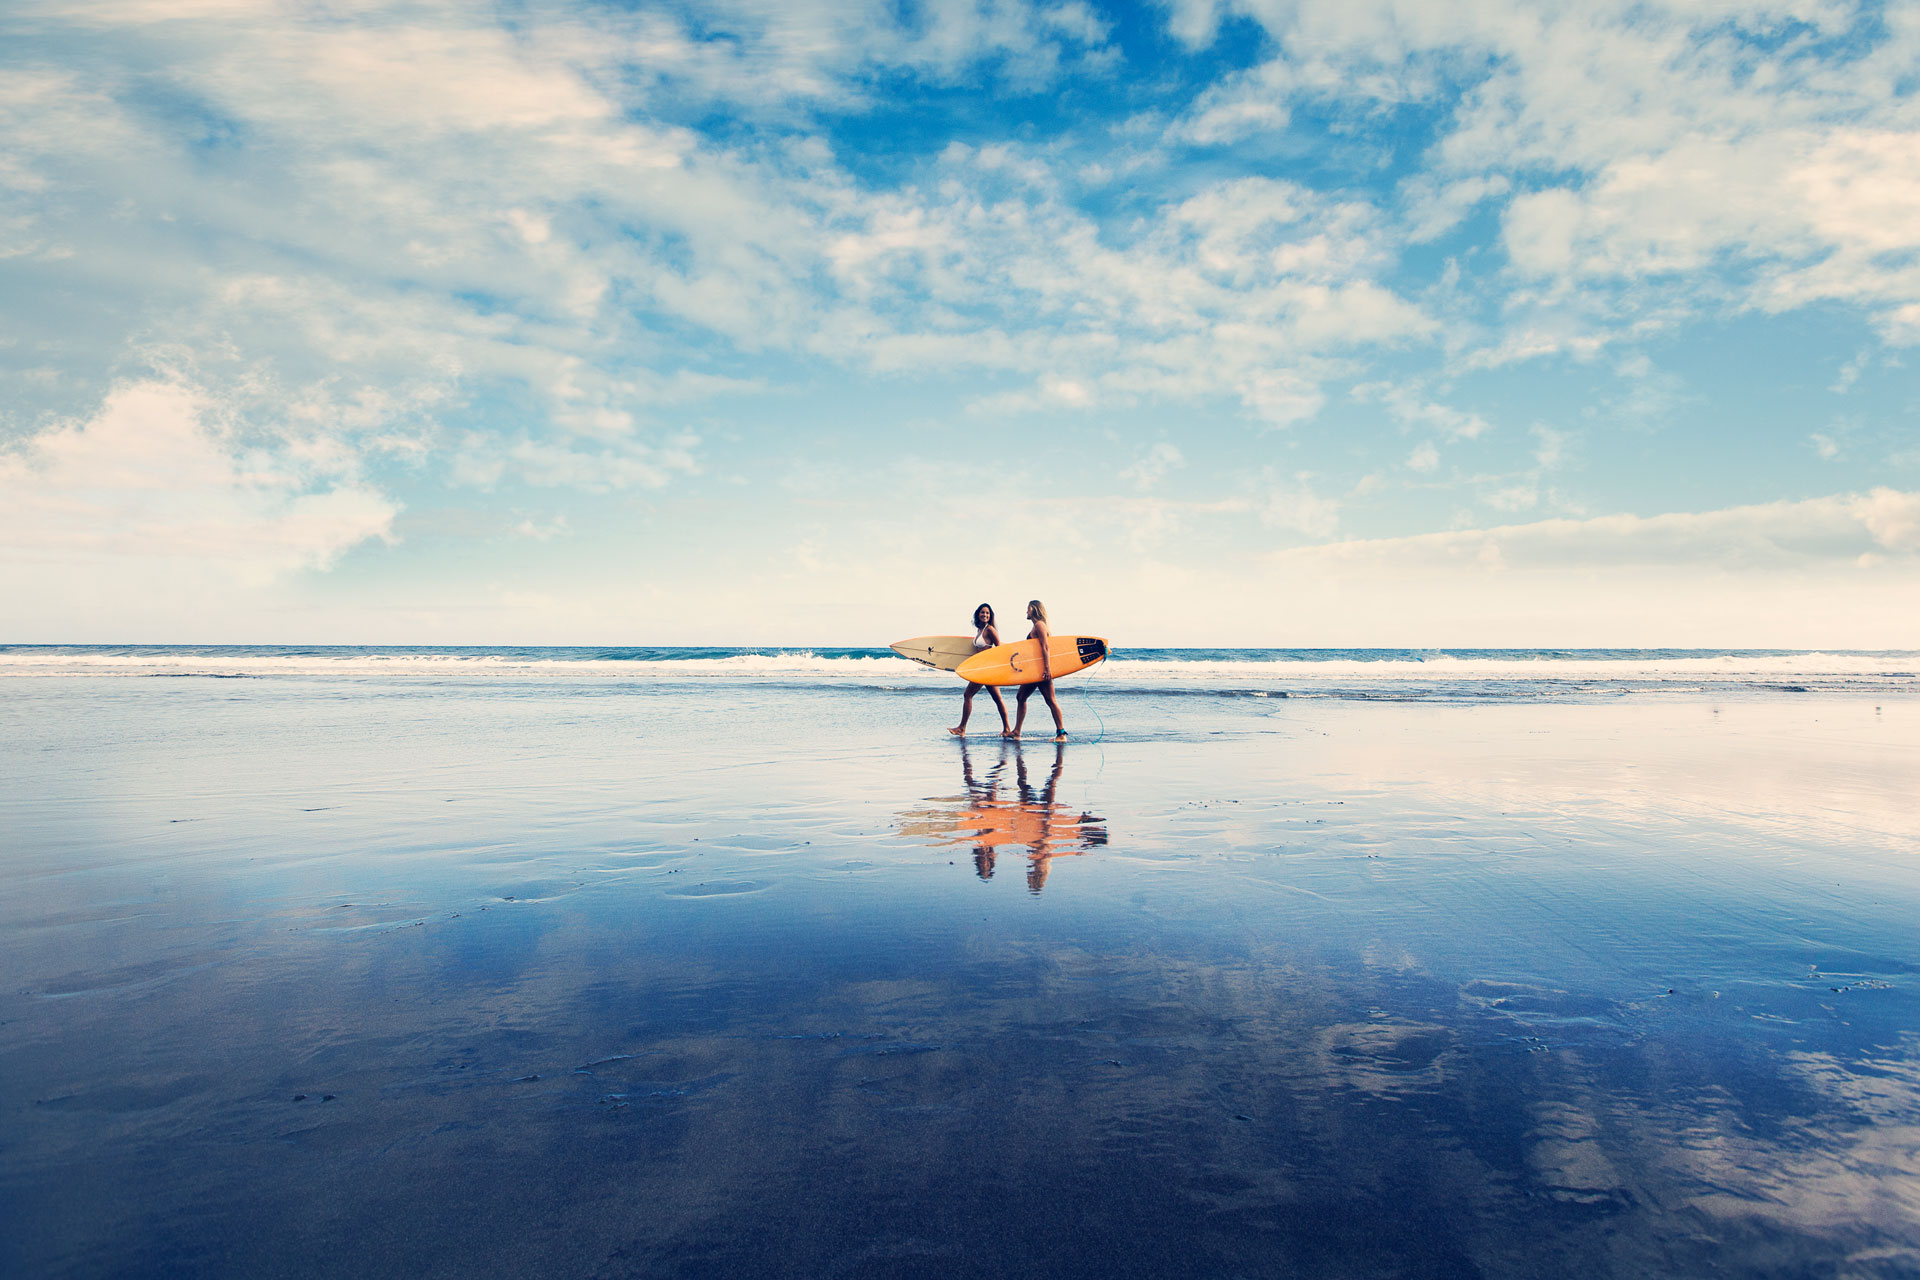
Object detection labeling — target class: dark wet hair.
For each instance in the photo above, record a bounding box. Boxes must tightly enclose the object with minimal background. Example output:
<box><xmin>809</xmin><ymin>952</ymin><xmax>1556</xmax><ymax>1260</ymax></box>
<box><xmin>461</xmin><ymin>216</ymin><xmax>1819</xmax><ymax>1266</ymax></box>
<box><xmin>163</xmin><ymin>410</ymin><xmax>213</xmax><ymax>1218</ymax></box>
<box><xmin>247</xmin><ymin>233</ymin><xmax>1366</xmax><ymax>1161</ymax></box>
<box><xmin>973</xmin><ymin>603</ymin><xmax>994</xmax><ymax>626</ymax></box>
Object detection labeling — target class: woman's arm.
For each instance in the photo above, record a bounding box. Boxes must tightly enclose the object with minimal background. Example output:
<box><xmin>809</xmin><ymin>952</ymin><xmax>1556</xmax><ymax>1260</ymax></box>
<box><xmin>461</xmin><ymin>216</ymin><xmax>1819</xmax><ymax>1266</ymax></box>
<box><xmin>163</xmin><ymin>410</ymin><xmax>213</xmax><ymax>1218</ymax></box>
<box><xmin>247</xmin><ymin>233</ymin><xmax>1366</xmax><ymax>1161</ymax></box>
<box><xmin>1034</xmin><ymin>620</ymin><xmax>1053</xmax><ymax>680</ymax></box>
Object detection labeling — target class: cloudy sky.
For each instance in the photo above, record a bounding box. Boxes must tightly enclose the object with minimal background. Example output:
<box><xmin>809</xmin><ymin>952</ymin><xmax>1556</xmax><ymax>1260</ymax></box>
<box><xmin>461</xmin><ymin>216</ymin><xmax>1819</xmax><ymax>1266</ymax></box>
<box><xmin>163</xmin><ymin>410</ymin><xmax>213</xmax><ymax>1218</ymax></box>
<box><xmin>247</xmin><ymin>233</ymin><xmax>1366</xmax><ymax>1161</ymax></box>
<box><xmin>3</xmin><ymin>0</ymin><xmax>1917</xmax><ymax>645</ymax></box>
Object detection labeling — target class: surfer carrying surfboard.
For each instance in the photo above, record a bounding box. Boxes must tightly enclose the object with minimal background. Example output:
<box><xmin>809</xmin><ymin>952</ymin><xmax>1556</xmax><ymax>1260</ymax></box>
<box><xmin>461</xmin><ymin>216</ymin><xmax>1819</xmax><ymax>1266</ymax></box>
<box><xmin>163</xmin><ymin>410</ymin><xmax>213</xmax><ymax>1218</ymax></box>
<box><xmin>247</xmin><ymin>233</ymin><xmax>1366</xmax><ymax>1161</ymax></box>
<box><xmin>949</xmin><ymin>603</ymin><xmax>1012</xmax><ymax>737</ymax></box>
<box><xmin>1007</xmin><ymin>599</ymin><xmax>1068</xmax><ymax>743</ymax></box>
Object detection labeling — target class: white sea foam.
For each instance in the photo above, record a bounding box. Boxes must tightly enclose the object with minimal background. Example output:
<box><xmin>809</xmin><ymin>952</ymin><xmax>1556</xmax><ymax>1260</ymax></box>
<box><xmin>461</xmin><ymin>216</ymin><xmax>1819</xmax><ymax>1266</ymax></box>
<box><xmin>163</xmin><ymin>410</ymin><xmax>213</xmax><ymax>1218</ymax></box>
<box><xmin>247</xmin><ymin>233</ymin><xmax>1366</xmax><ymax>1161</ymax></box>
<box><xmin>0</xmin><ymin>649</ymin><xmax>943</xmax><ymax>681</ymax></box>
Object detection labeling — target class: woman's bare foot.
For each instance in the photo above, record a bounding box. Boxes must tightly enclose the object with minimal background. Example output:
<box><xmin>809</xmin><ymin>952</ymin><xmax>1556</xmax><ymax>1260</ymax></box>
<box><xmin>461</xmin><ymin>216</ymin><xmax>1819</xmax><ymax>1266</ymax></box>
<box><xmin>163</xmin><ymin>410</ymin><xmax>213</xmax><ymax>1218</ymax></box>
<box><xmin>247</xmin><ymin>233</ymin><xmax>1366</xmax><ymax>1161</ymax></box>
<box><xmin>949</xmin><ymin>725</ymin><xmax>966</xmax><ymax>736</ymax></box>
<box><xmin>1052</xmin><ymin>732</ymin><xmax>1068</xmax><ymax>742</ymax></box>
<box><xmin>1003</xmin><ymin>729</ymin><xmax>1019</xmax><ymax>739</ymax></box>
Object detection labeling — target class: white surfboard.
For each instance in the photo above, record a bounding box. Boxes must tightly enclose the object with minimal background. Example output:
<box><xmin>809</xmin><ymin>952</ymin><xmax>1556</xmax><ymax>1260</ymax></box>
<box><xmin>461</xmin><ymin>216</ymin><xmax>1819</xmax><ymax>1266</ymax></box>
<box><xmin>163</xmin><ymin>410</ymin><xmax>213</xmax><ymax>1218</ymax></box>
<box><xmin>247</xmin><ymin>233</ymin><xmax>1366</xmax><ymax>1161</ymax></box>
<box><xmin>889</xmin><ymin>635</ymin><xmax>979</xmax><ymax>672</ymax></box>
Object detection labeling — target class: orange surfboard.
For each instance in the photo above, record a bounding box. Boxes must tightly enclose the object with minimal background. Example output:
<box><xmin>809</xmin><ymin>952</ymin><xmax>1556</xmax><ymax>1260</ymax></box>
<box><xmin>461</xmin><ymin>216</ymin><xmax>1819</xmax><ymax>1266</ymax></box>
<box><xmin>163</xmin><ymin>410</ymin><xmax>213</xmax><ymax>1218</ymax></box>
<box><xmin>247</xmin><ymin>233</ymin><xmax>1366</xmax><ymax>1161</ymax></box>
<box><xmin>955</xmin><ymin>636</ymin><xmax>1108</xmax><ymax>686</ymax></box>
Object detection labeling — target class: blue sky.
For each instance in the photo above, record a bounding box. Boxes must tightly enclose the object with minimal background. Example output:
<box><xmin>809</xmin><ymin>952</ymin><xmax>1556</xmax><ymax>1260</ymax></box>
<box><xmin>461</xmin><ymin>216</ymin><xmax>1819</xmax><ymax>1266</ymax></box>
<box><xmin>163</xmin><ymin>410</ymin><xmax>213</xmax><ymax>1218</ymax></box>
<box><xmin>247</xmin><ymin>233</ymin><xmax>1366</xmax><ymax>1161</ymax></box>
<box><xmin>2</xmin><ymin>0</ymin><xmax>1917</xmax><ymax>644</ymax></box>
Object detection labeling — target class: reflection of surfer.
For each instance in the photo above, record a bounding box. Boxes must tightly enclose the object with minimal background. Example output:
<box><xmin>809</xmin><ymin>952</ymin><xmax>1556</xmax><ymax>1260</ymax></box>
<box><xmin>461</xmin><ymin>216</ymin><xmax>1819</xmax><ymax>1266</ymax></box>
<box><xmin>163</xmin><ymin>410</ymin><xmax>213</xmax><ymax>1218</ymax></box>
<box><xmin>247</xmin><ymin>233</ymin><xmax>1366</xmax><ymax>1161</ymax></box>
<box><xmin>950</xmin><ymin>603</ymin><xmax>1011</xmax><ymax>737</ymax></box>
<box><xmin>958</xmin><ymin>739</ymin><xmax>1003</xmax><ymax>880</ymax></box>
<box><xmin>972</xmin><ymin>741</ymin><xmax>1107</xmax><ymax>891</ymax></box>
<box><xmin>897</xmin><ymin>738</ymin><xmax>1105</xmax><ymax>893</ymax></box>
<box><xmin>1008</xmin><ymin>599</ymin><xmax>1067</xmax><ymax>742</ymax></box>
<box><xmin>1016</xmin><ymin>741</ymin><xmax>1104</xmax><ymax>892</ymax></box>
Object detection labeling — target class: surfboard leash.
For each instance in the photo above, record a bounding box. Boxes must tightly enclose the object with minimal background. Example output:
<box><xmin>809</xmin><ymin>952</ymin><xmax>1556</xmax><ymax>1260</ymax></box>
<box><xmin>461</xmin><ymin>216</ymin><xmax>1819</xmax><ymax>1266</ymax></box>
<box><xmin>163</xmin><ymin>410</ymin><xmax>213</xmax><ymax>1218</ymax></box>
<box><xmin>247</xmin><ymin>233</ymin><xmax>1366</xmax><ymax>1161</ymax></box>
<box><xmin>1078</xmin><ymin>662</ymin><xmax>1107</xmax><ymax>747</ymax></box>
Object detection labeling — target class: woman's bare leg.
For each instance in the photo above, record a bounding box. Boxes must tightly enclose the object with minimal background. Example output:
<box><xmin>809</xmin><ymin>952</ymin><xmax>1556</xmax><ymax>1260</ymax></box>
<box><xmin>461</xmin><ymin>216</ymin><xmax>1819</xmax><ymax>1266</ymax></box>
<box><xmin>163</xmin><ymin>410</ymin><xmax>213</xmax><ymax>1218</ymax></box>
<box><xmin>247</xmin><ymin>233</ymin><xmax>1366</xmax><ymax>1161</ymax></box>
<box><xmin>1010</xmin><ymin>683</ymin><xmax>1035</xmax><ymax>738</ymax></box>
<box><xmin>988</xmin><ymin>686</ymin><xmax>1010</xmax><ymax>733</ymax></box>
<box><xmin>950</xmin><ymin>683</ymin><xmax>981</xmax><ymax>735</ymax></box>
<box><xmin>1039</xmin><ymin>679</ymin><xmax>1066</xmax><ymax>740</ymax></box>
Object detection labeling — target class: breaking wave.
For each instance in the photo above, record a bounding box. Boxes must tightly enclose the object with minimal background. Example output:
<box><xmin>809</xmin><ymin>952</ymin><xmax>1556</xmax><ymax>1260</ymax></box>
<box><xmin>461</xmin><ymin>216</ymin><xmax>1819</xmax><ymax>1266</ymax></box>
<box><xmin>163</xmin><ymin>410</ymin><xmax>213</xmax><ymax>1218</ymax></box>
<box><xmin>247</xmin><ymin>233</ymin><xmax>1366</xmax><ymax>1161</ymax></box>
<box><xmin>2</xmin><ymin>645</ymin><xmax>1914</xmax><ymax>700</ymax></box>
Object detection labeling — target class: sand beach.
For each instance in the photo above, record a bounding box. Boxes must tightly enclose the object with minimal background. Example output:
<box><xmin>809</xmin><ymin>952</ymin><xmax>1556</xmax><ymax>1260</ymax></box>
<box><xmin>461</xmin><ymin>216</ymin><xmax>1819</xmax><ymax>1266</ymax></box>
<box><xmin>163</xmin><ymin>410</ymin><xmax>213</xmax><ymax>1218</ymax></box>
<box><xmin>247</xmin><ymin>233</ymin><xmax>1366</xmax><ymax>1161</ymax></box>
<box><xmin>2</xmin><ymin>648</ymin><xmax>1917</xmax><ymax>1276</ymax></box>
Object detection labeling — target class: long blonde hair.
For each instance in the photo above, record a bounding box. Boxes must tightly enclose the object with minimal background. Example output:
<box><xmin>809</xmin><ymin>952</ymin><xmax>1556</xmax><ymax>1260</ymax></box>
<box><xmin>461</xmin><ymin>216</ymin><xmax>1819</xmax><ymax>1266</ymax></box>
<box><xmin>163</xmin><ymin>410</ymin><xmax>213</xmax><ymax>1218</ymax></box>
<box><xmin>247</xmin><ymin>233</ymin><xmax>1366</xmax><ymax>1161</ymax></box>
<box><xmin>1026</xmin><ymin>599</ymin><xmax>1047</xmax><ymax>623</ymax></box>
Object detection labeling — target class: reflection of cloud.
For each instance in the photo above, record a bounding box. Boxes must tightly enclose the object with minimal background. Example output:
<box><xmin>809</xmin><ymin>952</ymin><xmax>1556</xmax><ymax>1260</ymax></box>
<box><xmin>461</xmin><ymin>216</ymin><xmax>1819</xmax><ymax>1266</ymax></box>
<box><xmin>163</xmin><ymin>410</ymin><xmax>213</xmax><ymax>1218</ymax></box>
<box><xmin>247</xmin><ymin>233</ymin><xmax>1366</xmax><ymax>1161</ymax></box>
<box><xmin>1596</xmin><ymin>1039</ymin><xmax>1920</xmax><ymax>1245</ymax></box>
<box><xmin>1528</xmin><ymin>1101</ymin><xmax>1631</xmax><ymax>1208</ymax></box>
<box><xmin>1315</xmin><ymin>1021</ymin><xmax>1456</xmax><ymax>1097</ymax></box>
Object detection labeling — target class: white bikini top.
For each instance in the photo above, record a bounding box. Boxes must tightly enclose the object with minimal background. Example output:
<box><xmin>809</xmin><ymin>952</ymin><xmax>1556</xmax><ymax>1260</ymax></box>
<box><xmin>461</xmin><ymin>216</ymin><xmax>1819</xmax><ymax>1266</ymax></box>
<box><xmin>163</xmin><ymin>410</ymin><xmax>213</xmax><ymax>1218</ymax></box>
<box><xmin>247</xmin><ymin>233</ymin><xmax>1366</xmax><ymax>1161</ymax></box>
<box><xmin>973</xmin><ymin>627</ymin><xmax>992</xmax><ymax>649</ymax></box>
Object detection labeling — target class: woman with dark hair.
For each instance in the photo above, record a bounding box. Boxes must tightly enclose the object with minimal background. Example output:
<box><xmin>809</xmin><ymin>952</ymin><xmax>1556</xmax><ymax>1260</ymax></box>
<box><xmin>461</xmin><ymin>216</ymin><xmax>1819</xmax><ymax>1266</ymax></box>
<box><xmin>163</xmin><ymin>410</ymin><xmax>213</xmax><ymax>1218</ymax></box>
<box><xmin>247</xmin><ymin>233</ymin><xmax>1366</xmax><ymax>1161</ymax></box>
<box><xmin>950</xmin><ymin>603</ymin><xmax>1011</xmax><ymax>737</ymax></box>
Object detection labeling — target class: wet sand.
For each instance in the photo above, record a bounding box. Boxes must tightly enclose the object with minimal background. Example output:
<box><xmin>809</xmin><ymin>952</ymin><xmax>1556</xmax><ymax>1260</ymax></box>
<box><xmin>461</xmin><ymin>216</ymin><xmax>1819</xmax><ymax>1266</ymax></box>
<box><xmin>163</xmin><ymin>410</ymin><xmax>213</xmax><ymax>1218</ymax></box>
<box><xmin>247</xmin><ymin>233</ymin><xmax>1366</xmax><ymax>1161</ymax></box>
<box><xmin>2</xmin><ymin>677</ymin><xmax>1917</xmax><ymax>1277</ymax></box>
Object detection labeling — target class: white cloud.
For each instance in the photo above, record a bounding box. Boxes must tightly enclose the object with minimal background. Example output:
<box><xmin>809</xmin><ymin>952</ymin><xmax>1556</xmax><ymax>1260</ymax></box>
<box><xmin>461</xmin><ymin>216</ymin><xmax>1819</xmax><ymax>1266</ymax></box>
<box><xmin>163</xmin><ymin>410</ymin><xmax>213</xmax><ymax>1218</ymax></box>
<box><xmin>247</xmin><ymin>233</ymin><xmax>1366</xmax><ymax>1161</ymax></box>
<box><xmin>1168</xmin><ymin>60</ymin><xmax>1295</xmax><ymax>145</ymax></box>
<box><xmin>1880</xmin><ymin>303</ymin><xmax>1920</xmax><ymax>346</ymax></box>
<box><xmin>551</xmin><ymin>484</ymin><xmax>1920</xmax><ymax>648</ymax></box>
<box><xmin>0</xmin><ymin>380</ymin><xmax>397</xmax><ymax>585</ymax></box>
<box><xmin>0</xmin><ymin>0</ymin><xmax>1450</xmax><ymax>468</ymax></box>
<box><xmin>1285</xmin><ymin>489</ymin><xmax>1920</xmax><ymax>573</ymax></box>
<box><xmin>1164</xmin><ymin>1</ymin><xmax>1920</xmax><ymax>360</ymax></box>
<box><xmin>1363</xmin><ymin>383</ymin><xmax>1491</xmax><ymax>441</ymax></box>
<box><xmin>451</xmin><ymin>432</ymin><xmax>699</xmax><ymax>492</ymax></box>
<box><xmin>9</xmin><ymin>0</ymin><xmax>1915</xmax><ymax>413</ymax></box>
<box><xmin>1853</xmin><ymin>487</ymin><xmax>1920</xmax><ymax>554</ymax></box>
<box><xmin>1530</xmin><ymin>425</ymin><xmax>1567</xmax><ymax>470</ymax></box>
<box><xmin>1401</xmin><ymin>175</ymin><xmax>1511</xmax><ymax>245</ymax></box>
<box><xmin>31</xmin><ymin>0</ymin><xmax>1906</xmax><ymax>476</ymax></box>
<box><xmin>836</xmin><ymin>162</ymin><xmax>1431</xmax><ymax>422</ymax></box>
<box><xmin>1483</xmin><ymin>483</ymin><xmax>1539</xmax><ymax>513</ymax></box>
<box><xmin>1240</xmin><ymin>370</ymin><xmax>1330</xmax><ymax>428</ymax></box>
<box><xmin>1831</xmin><ymin>351</ymin><xmax>1869</xmax><ymax>393</ymax></box>
<box><xmin>1502</xmin><ymin>189</ymin><xmax>1585</xmax><ymax>278</ymax></box>
<box><xmin>1260</xmin><ymin>473</ymin><xmax>1340</xmax><ymax>539</ymax></box>
<box><xmin>1120</xmin><ymin>441</ymin><xmax>1186</xmax><ymax>490</ymax></box>
<box><xmin>1175</xmin><ymin>97</ymin><xmax>1290</xmax><ymax>146</ymax></box>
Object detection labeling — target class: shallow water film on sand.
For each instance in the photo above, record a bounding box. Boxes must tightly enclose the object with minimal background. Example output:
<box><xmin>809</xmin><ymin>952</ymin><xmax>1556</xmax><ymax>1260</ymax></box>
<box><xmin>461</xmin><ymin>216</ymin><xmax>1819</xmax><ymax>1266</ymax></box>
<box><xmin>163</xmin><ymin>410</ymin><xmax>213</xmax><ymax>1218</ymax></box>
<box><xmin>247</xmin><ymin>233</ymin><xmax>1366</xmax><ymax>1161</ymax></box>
<box><xmin>3</xmin><ymin>649</ymin><xmax>1918</xmax><ymax>1277</ymax></box>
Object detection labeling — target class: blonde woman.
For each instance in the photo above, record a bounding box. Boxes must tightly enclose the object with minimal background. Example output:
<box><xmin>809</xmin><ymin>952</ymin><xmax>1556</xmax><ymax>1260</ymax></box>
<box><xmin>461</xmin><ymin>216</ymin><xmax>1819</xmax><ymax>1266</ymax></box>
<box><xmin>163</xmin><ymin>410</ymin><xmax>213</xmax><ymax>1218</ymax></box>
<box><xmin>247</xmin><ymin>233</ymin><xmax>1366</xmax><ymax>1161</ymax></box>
<box><xmin>1008</xmin><ymin>599</ymin><xmax>1067</xmax><ymax>742</ymax></box>
<box><xmin>950</xmin><ymin>603</ymin><xmax>1011</xmax><ymax>737</ymax></box>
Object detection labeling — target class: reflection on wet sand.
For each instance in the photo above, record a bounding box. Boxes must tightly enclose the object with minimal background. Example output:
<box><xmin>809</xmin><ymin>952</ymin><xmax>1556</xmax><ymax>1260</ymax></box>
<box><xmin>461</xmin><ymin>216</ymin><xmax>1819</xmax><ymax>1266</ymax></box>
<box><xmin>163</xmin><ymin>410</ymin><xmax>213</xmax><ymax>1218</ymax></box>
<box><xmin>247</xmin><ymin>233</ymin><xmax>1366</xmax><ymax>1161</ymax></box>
<box><xmin>897</xmin><ymin>740</ymin><xmax>1108</xmax><ymax>892</ymax></box>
